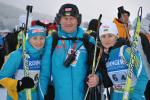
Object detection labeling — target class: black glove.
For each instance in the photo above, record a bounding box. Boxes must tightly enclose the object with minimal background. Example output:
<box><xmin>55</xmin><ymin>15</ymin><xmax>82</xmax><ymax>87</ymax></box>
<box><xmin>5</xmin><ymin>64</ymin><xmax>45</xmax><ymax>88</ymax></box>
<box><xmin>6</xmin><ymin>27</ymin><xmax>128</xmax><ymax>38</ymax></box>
<box><xmin>17</xmin><ymin>77</ymin><xmax>35</xmax><ymax>92</ymax></box>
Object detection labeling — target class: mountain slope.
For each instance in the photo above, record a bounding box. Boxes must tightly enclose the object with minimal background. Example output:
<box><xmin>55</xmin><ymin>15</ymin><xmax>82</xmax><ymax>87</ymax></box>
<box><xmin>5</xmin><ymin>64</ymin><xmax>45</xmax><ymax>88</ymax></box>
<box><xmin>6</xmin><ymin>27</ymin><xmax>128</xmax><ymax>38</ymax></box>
<box><xmin>0</xmin><ymin>2</ymin><xmax>54</xmax><ymax>32</ymax></box>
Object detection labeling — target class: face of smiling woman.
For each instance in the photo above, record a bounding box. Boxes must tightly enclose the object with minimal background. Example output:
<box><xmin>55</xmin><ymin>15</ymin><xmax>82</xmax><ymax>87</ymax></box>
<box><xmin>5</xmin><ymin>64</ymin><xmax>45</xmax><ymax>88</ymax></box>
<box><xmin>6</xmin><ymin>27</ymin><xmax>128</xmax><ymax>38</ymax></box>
<box><xmin>100</xmin><ymin>33</ymin><xmax>117</xmax><ymax>49</ymax></box>
<box><xmin>29</xmin><ymin>36</ymin><xmax>45</xmax><ymax>50</ymax></box>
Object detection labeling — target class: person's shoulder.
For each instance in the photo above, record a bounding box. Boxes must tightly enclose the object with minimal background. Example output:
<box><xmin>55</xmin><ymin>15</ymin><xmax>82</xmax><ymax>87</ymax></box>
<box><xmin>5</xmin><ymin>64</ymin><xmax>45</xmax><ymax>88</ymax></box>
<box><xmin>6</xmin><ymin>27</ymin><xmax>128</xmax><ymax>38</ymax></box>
<box><xmin>42</xmin><ymin>34</ymin><xmax>54</xmax><ymax>49</ymax></box>
<box><xmin>113</xmin><ymin>18</ymin><xmax>123</xmax><ymax>25</ymax></box>
<box><xmin>113</xmin><ymin>18</ymin><xmax>118</xmax><ymax>22</ymax></box>
<box><xmin>113</xmin><ymin>18</ymin><xmax>119</xmax><ymax>23</ymax></box>
<box><xmin>6</xmin><ymin>49</ymin><xmax>22</xmax><ymax>62</ymax></box>
<box><xmin>120</xmin><ymin>45</ymin><xmax>131</xmax><ymax>51</ymax></box>
<box><xmin>78</xmin><ymin>26</ymin><xmax>85</xmax><ymax>33</ymax></box>
<box><xmin>75</xmin><ymin>27</ymin><xmax>85</xmax><ymax>38</ymax></box>
<box><xmin>11</xmin><ymin>48</ymin><xmax>23</xmax><ymax>56</ymax></box>
<box><xmin>45</xmin><ymin>35</ymin><xmax>53</xmax><ymax>43</ymax></box>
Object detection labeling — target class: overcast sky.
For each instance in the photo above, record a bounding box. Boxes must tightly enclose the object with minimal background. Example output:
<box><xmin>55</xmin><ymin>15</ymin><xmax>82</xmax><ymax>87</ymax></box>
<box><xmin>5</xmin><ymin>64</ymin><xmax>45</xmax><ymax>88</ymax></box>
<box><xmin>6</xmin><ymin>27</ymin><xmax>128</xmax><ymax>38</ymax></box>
<box><xmin>0</xmin><ymin>0</ymin><xmax>149</xmax><ymax>23</ymax></box>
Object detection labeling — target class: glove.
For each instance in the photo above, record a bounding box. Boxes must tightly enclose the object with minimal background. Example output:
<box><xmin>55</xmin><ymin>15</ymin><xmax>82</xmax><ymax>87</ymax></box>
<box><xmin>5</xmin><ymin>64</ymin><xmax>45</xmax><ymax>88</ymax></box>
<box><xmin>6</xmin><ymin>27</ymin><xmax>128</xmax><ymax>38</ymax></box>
<box><xmin>17</xmin><ymin>77</ymin><xmax>35</xmax><ymax>92</ymax></box>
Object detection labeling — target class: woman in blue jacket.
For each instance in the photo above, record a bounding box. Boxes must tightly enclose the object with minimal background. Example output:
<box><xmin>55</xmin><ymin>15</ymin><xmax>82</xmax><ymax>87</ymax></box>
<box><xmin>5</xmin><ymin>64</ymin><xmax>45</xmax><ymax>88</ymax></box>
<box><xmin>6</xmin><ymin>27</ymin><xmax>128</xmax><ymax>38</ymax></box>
<box><xmin>0</xmin><ymin>25</ymin><xmax>46</xmax><ymax>100</ymax></box>
<box><xmin>99</xmin><ymin>22</ymin><xmax>148</xmax><ymax>100</ymax></box>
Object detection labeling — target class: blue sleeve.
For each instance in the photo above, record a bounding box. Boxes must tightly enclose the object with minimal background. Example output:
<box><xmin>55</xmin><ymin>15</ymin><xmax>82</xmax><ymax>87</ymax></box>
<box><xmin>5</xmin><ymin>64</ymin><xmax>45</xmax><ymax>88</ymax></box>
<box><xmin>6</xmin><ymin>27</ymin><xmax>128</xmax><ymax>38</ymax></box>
<box><xmin>39</xmin><ymin>36</ymin><xmax>52</xmax><ymax>100</ymax></box>
<box><xmin>131</xmin><ymin>52</ymin><xmax>148</xmax><ymax>99</ymax></box>
<box><xmin>0</xmin><ymin>50</ymin><xmax>22</xmax><ymax>79</ymax></box>
<box><xmin>123</xmin><ymin>46</ymin><xmax>148</xmax><ymax>99</ymax></box>
<box><xmin>88</xmin><ymin>35</ymin><xmax>96</xmax><ymax>45</ymax></box>
<box><xmin>131</xmin><ymin>66</ymin><xmax>148</xmax><ymax>99</ymax></box>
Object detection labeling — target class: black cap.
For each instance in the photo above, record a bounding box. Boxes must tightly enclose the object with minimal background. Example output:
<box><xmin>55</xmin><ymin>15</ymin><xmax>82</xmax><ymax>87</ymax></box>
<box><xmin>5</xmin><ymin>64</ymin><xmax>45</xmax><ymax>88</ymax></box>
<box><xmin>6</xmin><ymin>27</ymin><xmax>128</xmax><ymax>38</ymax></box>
<box><xmin>58</xmin><ymin>3</ymin><xmax>80</xmax><ymax>17</ymax></box>
<box><xmin>56</xmin><ymin>3</ymin><xmax>82</xmax><ymax>26</ymax></box>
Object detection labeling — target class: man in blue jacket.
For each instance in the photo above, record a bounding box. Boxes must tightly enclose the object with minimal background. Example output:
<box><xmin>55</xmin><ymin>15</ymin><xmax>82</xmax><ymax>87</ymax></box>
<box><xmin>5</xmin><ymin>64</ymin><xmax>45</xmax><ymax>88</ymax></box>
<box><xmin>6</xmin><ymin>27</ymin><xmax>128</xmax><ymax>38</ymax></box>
<box><xmin>39</xmin><ymin>3</ymin><xmax>100</xmax><ymax>100</ymax></box>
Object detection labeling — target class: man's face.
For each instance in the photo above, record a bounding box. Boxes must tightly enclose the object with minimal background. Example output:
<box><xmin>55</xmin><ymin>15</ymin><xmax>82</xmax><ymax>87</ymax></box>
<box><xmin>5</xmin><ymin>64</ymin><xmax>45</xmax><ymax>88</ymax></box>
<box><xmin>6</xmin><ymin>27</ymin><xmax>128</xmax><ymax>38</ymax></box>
<box><xmin>60</xmin><ymin>16</ymin><xmax>78</xmax><ymax>33</ymax></box>
<box><xmin>120</xmin><ymin>13</ymin><xmax>129</xmax><ymax>24</ymax></box>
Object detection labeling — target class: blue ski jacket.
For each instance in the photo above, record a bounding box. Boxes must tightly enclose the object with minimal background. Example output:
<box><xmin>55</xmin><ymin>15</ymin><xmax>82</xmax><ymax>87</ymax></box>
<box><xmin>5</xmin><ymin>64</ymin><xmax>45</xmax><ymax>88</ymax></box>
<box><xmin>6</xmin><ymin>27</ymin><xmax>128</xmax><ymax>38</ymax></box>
<box><xmin>39</xmin><ymin>26</ymin><xmax>95</xmax><ymax>100</ymax></box>
<box><xmin>0</xmin><ymin>40</ymin><xmax>44</xmax><ymax>100</ymax></box>
<box><xmin>106</xmin><ymin>45</ymin><xmax>148</xmax><ymax>100</ymax></box>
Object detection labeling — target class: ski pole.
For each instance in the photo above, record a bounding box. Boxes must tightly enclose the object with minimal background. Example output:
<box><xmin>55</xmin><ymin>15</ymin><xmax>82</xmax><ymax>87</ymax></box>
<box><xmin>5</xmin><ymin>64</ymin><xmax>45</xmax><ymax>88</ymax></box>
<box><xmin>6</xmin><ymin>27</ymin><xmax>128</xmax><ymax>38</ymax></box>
<box><xmin>22</xmin><ymin>5</ymin><xmax>33</xmax><ymax>100</ymax></box>
<box><xmin>84</xmin><ymin>14</ymin><xmax>102</xmax><ymax>100</ymax></box>
<box><xmin>122</xmin><ymin>7</ymin><xmax>142</xmax><ymax>100</ymax></box>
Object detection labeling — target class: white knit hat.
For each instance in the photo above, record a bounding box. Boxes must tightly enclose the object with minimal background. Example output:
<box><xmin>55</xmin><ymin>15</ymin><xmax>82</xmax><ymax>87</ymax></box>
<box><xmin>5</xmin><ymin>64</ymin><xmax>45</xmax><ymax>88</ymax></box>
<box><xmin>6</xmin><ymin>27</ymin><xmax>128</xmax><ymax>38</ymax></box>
<box><xmin>99</xmin><ymin>22</ymin><xmax>118</xmax><ymax>37</ymax></box>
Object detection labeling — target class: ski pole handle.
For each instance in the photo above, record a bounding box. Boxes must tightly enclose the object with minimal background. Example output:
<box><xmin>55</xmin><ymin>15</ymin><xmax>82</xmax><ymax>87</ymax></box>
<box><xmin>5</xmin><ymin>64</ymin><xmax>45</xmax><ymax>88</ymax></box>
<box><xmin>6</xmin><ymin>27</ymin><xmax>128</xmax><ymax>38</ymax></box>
<box><xmin>26</xmin><ymin>5</ymin><xmax>33</xmax><ymax>13</ymax></box>
<box><xmin>97</xmin><ymin>14</ymin><xmax>102</xmax><ymax>34</ymax></box>
<box><xmin>25</xmin><ymin>5</ymin><xmax>33</xmax><ymax>35</ymax></box>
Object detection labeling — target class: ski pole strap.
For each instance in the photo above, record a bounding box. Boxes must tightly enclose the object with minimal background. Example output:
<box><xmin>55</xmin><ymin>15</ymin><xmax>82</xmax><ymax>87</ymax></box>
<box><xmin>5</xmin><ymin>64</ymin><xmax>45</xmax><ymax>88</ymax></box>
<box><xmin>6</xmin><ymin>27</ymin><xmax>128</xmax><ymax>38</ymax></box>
<box><xmin>103</xmin><ymin>88</ymin><xmax>110</xmax><ymax>100</ymax></box>
<box><xmin>106</xmin><ymin>88</ymin><xmax>111</xmax><ymax>100</ymax></box>
<box><xmin>138</xmin><ymin>7</ymin><xmax>142</xmax><ymax>19</ymax></box>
